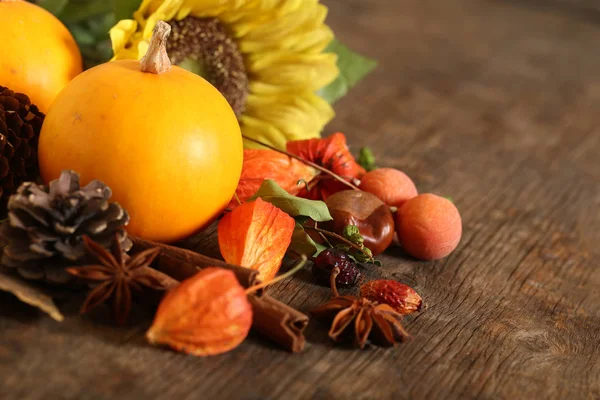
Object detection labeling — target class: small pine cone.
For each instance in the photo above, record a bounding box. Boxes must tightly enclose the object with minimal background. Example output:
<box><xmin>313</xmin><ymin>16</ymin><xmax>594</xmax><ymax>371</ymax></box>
<box><xmin>0</xmin><ymin>86</ymin><xmax>44</xmax><ymax>209</ymax></box>
<box><xmin>0</xmin><ymin>170</ymin><xmax>132</xmax><ymax>284</ymax></box>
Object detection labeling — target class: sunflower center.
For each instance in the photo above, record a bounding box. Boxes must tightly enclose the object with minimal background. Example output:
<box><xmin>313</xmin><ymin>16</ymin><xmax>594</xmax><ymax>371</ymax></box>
<box><xmin>166</xmin><ymin>17</ymin><xmax>249</xmax><ymax>118</ymax></box>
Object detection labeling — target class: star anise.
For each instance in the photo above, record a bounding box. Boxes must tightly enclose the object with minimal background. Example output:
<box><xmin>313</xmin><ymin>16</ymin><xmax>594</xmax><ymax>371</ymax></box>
<box><xmin>66</xmin><ymin>234</ymin><xmax>177</xmax><ymax>325</ymax></box>
<box><xmin>310</xmin><ymin>268</ymin><xmax>411</xmax><ymax>348</ymax></box>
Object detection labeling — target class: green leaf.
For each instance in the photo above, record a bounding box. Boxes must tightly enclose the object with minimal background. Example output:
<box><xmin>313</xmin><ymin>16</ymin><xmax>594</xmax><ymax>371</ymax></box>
<box><xmin>36</xmin><ymin>0</ymin><xmax>69</xmax><ymax>15</ymax></box>
<box><xmin>86</xmin><ymin>12</ymin><xmax>116</xmax><ymax>38</ymax></box>
<box><xmin>68</xmin><ymin>24</ymin><xmax>97</xmax><ymax>46</ymax></box>
<box><xmin>250</xmin><ymin>180</ymin><xmax>332</xmax><ymax>222</ymax></box>
<box><xmin>318</xmin><ymin>39</ymin><xmax>377</xmax><ymax>104</ymax></box>
<box><xmin>290</xmin><ymin>223</ymin><xmax>328</xmax><ymax>257</ymax></box>
<box><xmin>59</xmin><ymin>0</ymin><xmax>113</xmax><ymax>23</ymax></box>
<box><xmin>294</xmin><ymin>215</ymin><xmax>310</xmax><ymax>225</ymax></box>
<box><xmin>357</xmin><ymin>147</ymin><xmax>377</xmax><ymax>172</ymax></box>
<box><xmin>113</xmin><ymin>0</ymin><xmax>143</xmax><ymax>21</ymax></box>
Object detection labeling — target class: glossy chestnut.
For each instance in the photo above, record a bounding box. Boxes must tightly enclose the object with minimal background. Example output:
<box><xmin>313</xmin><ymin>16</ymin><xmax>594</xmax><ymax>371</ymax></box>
<box><xmin>323</xmin><ymin>190</ymin><xmax>395</xmax><ymax>256</ymax></box>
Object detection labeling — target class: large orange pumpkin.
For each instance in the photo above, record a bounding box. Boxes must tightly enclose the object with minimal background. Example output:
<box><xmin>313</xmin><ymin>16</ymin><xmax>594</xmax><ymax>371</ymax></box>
<box><xmin>0</xmin><ymin>0</ymin><xmax>82</xmax><ymax>112</ymax></box>
<box><xmin>38</xmin><ymin>21</ymin><xmax>243</xmax><ymax>242</ymax></box>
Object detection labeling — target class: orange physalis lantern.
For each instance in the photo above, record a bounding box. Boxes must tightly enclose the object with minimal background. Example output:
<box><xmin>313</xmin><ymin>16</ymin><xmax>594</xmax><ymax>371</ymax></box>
<box><xmin>229</xmin><ymin>149</ymin><xmax>318</xmax><ymax>208</ymax></box>
<box><xmin>287</xmin><ymin>133</ymin><xmax>366</xmax><ymax>201</ymax></box>
<box><xmin>147</xmin><ymin>268</ymin><xmax>253</xmax><ymax>357</ymax></box>
<box><xmin>218</xmin><ymin>198</ymin><xmax>295</xmax><ymax>281</ymax></box>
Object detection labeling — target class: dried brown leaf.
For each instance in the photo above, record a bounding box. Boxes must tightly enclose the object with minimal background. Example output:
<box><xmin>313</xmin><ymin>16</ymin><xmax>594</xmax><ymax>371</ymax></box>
<box><xmin>0</xmin><ymin>271</ymin><xmax>64</xmax><ymax>321</ymax></box>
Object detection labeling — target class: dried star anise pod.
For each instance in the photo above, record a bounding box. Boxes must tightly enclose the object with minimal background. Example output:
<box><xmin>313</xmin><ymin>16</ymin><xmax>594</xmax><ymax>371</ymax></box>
<box><xmin>310</xmin><ymin>268</ymin><xmax>411</xmax><ymax>349</ymax></box>
<box><xmin>66</xmin><ymin>234</ymin><xmax>176</xmax><ymax>325</ymax></box>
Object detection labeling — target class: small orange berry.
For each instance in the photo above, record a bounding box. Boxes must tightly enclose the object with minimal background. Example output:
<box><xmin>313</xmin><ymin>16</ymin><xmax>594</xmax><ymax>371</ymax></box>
<box><xmin>396</xmin><ymin>194</ymin><xmax>462</xmax><ymax>260</ymax></box>
<box><xmin>360</xmin><ymin>168</ymin><xmax>418</xmax><ymax>208</ymax></box>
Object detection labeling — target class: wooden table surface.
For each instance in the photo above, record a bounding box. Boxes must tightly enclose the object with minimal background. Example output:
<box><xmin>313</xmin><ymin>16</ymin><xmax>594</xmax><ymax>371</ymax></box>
<box><xmin>2</xmin><ymin>0</ymin><xmax>600</xmax><ymax>399</ymax></box>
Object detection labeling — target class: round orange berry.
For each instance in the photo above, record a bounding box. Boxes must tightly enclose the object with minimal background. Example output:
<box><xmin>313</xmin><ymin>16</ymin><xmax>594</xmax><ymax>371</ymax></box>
<box><xmin>360</xmin><ymin>168</ymin><xmax>418</xmax><ymax>208</ymax></box>
<box><xmin>396</xmin><ymin>194</ymin><xmax>462</xmax><ymax>260</ymax></box>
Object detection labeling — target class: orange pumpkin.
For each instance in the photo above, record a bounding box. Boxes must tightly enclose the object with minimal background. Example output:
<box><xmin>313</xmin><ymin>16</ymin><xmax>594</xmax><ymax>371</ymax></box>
<box><xmin>0</xmin><ymin>0</ymin><xmax>82</xmax><ymax>112</ymax></box>
<box><xmin>38</xmin><ymin>21</ymin><xmax>243</xmax><ymax>242</ymax></box>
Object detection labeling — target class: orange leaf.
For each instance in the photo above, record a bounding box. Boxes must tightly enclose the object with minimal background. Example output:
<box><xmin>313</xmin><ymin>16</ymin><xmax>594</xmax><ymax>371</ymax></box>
<box><xmin>287</xmin><ymin>132</ymin><xmax>366</xmax><ymax>200</ymax></box>
<box><xmin>218</xmin><ymin>198</ymin><xmax>295</xmax><ymax>281</ymax></box>
<box><xmin>146</xmin><ymin>268</ymin><xmax>252</xmax><ymax>357</ymax></box>
<box><xmin>229</xmin><ymin>149</ymin><xmax>318</xmax><ymax>208</ymax></box>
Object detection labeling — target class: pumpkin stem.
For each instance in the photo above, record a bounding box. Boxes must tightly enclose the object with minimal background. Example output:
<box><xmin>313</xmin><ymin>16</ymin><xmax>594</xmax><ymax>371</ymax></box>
<box><xmin>140</xmin><ymin>21</ymin><xmax>172</xmax><ymax>75</ymax></box>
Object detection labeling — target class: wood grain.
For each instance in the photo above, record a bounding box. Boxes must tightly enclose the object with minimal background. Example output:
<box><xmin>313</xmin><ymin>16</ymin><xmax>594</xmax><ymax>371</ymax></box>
<box><xmin>1</xmin><ymin>0</ymin><xmax>600</xmax><ymax>398</ymax></box>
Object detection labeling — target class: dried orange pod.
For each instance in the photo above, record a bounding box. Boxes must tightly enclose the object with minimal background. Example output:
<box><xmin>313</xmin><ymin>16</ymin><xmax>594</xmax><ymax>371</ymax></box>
<box><xmin>287</xmin><ymin>132</ymin><xmax>366</xmax><ymax>200</ymax></box>
<box><xmin>229</xmin><ymin>149</ymin><xmax>318</xmax><ymax>208</ymax></box>
<box><xmin>146</xmin><ymin>268</ymin><xmax>252</xmax><ymax>357</ymax></box>
<box><xmin>218</xmin><ymin>198</ymin><xmax>295</xmax><ymax>281</ymax></box>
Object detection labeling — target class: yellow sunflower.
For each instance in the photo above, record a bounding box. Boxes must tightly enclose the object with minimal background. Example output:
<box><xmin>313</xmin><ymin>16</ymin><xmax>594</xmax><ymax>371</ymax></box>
<box><xmin>110</xmin><ymin>0</ymin><xmax>339</xmax><ymax>149</ymax></box>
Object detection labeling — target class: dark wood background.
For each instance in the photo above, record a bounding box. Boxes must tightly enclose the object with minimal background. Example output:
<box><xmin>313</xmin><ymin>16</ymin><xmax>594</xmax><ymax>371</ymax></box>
<box><xmin>2</xmin><ymin>0</ymin><xmax>600</xmax><ymax>398</ymax></box>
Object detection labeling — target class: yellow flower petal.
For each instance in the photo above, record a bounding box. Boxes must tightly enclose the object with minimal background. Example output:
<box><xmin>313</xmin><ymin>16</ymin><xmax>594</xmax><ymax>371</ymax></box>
<box><xmin>244</xmin><ymin>92</ymin><xmax>334</xmax><ymax>146</ymax></box>
<box><xmin>240</xmin><ymin>25</ymin><xmax>333</xmax><ymax>54</ymax></box>
<box><xmin>109</xmin><ymin>19</ymin><xmax>139</xmax><ymax>58</ymax></box>
<box><xmin>240</xmin><ymin>115</ymin><xmax>288</xmax><ymax>149</ymax></box>
<box><xmin>248</xmin><ymin>53</ymin><xmax>338</xmax><ymax>93</ymax></box>
<box><xmin>242</xmin><ymin>3</ymin><xmax>325</xmax><ymax>43</ymax></box>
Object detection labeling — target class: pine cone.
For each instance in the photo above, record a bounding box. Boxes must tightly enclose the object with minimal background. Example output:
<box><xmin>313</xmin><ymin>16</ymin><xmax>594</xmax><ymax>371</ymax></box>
<box><xmin>0</xmin><ymin>170</ymin><xmax>132</xmax><ymax>284</ymax></box>
<box><xmin>0</xmin><ymin>86</ymin><xmax>44</xmax><ymax>209</ymax></box>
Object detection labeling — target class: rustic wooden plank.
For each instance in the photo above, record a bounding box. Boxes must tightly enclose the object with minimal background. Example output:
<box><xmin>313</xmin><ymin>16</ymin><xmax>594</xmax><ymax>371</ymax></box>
<box><xmin>1</xmin><ymin>0</ymin><xmax>600</xmax><ymax>399</ymax></box>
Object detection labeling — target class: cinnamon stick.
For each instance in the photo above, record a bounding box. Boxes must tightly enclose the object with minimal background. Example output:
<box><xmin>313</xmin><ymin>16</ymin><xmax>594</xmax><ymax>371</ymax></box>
<box><xmin>130</xmin><ymin>236</ymin><xmax>259</xmax><ymax>288</ymax></box>
<box><xmin>130</xmin><ymin>236</ymin><xmax>309</xmax><ymax>352</ymax></box>
<box><xmin>249</xmin><ymin>293</ymin><xmax>309</xmax><ymax>353</ymax></box>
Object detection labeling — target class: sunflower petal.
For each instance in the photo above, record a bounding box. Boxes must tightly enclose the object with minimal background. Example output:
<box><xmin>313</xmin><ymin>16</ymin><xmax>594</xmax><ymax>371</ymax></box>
<box><xmin>239</xmin><ymin>24</ymin><xmax>334</xmax><ymax>54</ymax></box>
<box><xmin>240</xmin><ymin>2</ymin><xmax>324</xmax><ymax>43</ymax></box>
<box><xmin>248</xmin><ymin>53</ymin><xmax>338</xmax><ymax>92</ymax></box>
<box><xmin>241</xmin><ymin>115</ymin><xmax>288</xmax><ymax>149</ymax></box>
<box><xmin>109</xmin><ymin>19</ymin><xmax>139</xmax><ymax>58</ymax></box>
<box><xmin>246</xmin><ymin>93</ymin><xmax>334</xmax><ymax>140</ymax></box>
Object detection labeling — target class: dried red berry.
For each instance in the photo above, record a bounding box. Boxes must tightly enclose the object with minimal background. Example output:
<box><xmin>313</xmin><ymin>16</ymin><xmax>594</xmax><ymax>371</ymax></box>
<box><xmin>312</xmin><ymin>248</ymin><xmax>360</xmax><ymax>287</ymax></box>
<box><xmin>360</xmin><ymin>280</ymin><xmax>422</xmax><ymax>315</ymax></box>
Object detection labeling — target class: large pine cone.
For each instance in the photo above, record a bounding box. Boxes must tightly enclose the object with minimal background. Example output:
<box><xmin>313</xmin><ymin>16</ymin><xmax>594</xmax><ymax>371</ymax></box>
<box><xmin>0</xmin><ymin>170</ymin><xmax>132</xmax><ymax>284</ymax></box>
<box><xmin>0</xmin><ymin>86</ymin><xmax>44</xmax><ymax>209</ymax></box>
